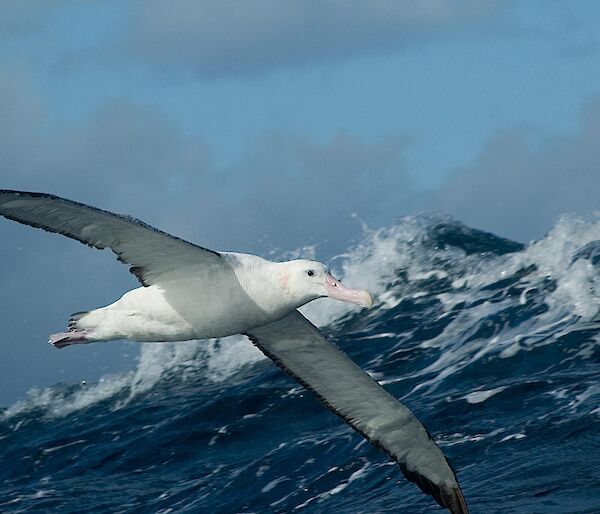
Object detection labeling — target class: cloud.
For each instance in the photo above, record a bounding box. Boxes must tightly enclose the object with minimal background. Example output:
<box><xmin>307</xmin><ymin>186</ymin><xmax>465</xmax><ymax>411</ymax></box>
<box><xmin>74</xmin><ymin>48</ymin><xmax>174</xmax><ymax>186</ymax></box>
<box><xmin>0</xmin><ymin>69</ymin><xmax>413</xmax><ymax>254</ymax></box>
<box><xmin>0</xmin><ymin>1</ymin><xmax>53</xmax><ymax>38</ymax></box>
<box><xmin>121</xmin><ymin>0</ymin><xmax>511</xmax><ymax>76</ymax></box>
<box><xmin>220</xmin><ymin>131</ymin><xmax>413</xmax><ymax>253</ymax></box>
<box><xmin>432</xmin><ymin>97</ymin><xmax>600</xmax><ymax>242</ymax></box>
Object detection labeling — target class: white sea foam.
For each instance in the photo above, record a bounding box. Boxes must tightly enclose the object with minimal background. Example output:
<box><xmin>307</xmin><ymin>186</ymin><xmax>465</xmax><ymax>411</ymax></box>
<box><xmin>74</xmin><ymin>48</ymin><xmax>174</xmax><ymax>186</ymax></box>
<box><xmin>1</xmin><ymin>335</ymin><xmax>263</xmax><ymax>421</ymax></box>
<box><xmin>406</xmin><ymin>214</ymin><xmax>600</xmax><ymax>395</ymax></box>
<box><xmin>463</xmin><ymin>386</ymin><xmax>508</xmax><ymax>404</ymax></box>
<box><xmin>261</xmin><ymin>476</ymin><xmax>289</xmax><ymax>493</ymax></box>
<box><xmin>500</xmin><ymin>433</ymin><xmax>527</xmax><ymax>442</ymax></box>
<box><xmin>292</xmin><ymin>460</ymin><xmax>372</xmax><ymax>510</ymax></box>
<box><xmin>438</xmin><ymin>428</ymin><xmax>506</xmax><ymax>446</ymax></box>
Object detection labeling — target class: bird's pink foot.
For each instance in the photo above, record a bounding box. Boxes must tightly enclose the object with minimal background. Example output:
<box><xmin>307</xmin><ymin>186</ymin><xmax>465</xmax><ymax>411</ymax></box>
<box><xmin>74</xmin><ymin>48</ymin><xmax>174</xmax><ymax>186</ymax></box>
<box><xmin>48</xmin><ymin>331</ymin><xmax>92</xmax><ymax>349</ymax></box>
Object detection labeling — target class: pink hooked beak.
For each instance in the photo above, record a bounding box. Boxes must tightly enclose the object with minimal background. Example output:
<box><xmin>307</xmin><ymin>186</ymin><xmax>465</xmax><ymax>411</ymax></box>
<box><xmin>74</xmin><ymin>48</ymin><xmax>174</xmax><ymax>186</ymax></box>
<box><xmin>325</xmin><ymin>274</ymin><xmax>373</xmax><ymax>308</ymax></box>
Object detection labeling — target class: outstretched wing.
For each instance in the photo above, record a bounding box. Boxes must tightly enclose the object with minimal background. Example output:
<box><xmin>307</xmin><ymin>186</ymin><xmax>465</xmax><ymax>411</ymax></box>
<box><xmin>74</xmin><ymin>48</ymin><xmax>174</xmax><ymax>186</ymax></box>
<box><xmin>0</xmin><ymin>190</ymin><xmax>222</xmax><ymax>286</ymax></box>
<box><xmin>246</xmin><ymin>311</ymin><xmax>468</xmax><ymax>514</ymax></box>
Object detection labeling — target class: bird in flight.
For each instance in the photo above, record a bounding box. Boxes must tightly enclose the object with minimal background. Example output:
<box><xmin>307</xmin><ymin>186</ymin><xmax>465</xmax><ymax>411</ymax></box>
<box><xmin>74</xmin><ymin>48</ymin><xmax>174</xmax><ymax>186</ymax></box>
<box><xmin>0</xmin><ymin>190</ymin><xmax>468</xmax><ymax>513</ymax></box>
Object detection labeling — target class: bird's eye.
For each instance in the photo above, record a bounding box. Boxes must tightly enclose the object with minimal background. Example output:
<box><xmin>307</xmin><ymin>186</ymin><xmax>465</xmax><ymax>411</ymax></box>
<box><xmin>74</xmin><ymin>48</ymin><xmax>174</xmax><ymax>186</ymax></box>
<box><xmin>307</xmin><ymin>270</ymin><xmax>314</xmax><ymax>277</ymax></box>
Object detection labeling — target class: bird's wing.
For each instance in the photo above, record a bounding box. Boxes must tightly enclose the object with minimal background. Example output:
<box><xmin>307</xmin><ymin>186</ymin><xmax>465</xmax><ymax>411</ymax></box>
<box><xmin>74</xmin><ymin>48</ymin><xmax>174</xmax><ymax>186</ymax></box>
<box><xmin>0</xmin><ymin>190</ymin><xmax>222</xmax><ymax>286</ymax></box>
<box><xmin>245</xmin><ymin>310</ymin><xmax>468</xmax><ymax>514</ymax></box>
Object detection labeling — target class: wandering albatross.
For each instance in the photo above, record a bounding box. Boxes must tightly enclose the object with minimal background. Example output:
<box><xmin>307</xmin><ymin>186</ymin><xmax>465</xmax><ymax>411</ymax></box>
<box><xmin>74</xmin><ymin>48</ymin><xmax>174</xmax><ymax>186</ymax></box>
<box><xmin>0</xmin><ymin>190</ymin><xmax>468</xmax><ymax>513</ymax></box>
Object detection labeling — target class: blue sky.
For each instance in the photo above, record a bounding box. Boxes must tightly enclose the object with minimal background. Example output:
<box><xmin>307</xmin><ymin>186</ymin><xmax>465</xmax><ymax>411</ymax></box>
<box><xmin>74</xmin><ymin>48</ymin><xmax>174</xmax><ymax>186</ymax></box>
<box><xmin>2</xmin><ymin>1</ymin><xmax>600</xmax><ymax>405</ymax></box>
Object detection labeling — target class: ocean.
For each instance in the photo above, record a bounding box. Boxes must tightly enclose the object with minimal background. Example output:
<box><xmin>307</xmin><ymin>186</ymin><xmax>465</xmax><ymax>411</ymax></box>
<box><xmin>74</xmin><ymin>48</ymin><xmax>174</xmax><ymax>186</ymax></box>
<box><xmin>1</xmin><ymin>215</ymin><xmax>599</xmax><ymax>513</ymax></box>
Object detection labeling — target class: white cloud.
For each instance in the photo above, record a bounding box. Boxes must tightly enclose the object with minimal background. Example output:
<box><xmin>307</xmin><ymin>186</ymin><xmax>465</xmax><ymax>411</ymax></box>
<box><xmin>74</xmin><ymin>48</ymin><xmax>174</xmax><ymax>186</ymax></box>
<box><xmin>0</xmin><ymin>1</ymin><xmax>57</xmax><ymax>38</ymax></box>
<box><xmin>0</xmin><ymin>70</ymin><xmax>413</xmax><ymax>254</ymax></box>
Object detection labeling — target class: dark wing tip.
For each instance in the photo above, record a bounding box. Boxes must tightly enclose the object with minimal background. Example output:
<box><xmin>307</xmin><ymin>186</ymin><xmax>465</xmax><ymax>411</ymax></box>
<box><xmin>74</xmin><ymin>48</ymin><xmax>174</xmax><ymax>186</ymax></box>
<box><xmin>0</xmin><ymin>190</ymin><xmax>65</xmax><ymax>202</ymax></box>
<box><xmin>400</xmin><ymin>464</ymin><xmax>469</xmax><ymax>514</ymax></box>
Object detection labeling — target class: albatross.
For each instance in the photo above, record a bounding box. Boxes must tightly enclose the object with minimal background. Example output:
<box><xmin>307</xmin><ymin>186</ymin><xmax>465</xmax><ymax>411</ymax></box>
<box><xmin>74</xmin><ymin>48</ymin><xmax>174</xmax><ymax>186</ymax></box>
<box><xmin>0</xmin><ymin>190</ymin><xmax>468</xmax><ymax>513</ymax></box>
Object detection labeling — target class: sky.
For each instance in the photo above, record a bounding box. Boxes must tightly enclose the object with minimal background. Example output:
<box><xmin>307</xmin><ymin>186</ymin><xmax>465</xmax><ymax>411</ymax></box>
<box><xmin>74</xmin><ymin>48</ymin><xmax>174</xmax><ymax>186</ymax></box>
<box><xmin>2</xmin><ymin>0</ymin><xmax>600</xmax><ymax>405</ymax></box>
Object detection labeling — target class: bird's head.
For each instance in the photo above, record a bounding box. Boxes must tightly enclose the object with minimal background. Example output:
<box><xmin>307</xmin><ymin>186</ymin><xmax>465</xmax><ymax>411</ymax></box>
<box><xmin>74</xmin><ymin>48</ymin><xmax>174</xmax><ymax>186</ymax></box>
<box><xmin>280</xmin><ymin>259</ymin><xmax>373</xmax><ymax>309</ymax></box>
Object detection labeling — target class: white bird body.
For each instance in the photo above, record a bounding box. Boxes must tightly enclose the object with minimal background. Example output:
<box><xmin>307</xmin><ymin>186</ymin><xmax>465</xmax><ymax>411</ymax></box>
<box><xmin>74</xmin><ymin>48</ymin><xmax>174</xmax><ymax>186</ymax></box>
<box><xmin>0</xmin><ymin>190</ymin><xmax>468</xmax><ymax>514</ymax></box>
<box><xmin>76</xmin><ymin>285</ymin><xmax>201</xmax><ymax>342</ymax></box>
<box><xmin>76</xmin><ymin>253</ymin><xmax>317</xmax><ymax>342</ymax></box>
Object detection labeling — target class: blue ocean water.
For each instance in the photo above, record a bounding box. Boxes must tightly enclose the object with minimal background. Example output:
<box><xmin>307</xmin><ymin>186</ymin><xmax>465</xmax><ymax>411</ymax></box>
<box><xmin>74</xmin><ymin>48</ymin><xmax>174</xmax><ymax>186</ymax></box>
<box><xmin>1</xmin><ymin>215</ymin><xmax>599</xmax><ymax>514</ymax></box>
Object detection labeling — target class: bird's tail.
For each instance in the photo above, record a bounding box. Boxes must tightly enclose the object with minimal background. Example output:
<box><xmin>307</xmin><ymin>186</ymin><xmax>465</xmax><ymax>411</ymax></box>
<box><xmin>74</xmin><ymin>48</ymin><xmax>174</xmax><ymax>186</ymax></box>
<box><xmin>68</xmin><ymin>310</ymin><xmax>90</xmax><ymax>331</ymax></box>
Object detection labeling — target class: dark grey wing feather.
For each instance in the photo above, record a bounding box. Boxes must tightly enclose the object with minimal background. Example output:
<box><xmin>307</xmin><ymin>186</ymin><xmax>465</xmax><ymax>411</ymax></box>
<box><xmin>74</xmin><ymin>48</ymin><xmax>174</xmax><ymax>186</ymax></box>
<box><xmin>0</xmin><ymin>190</ymin><xmax>221</xmax><ymax>286</ymax></box>
<box><xmin>246</xmin><ymin>310</ymin><xmax>468</xmax><ymax>514</ymax></box>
